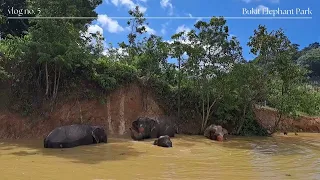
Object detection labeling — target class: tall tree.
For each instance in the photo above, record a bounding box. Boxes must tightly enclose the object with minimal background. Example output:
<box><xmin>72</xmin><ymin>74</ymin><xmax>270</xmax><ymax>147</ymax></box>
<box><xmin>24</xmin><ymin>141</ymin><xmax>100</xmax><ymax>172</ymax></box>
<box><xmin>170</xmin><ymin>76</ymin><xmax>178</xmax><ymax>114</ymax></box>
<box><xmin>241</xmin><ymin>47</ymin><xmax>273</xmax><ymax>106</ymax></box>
<box><xmin>170</xmin><ymin>31</ymin><xmax>189</xmax><ymax>123</ymax></box>
<box><xmin>118</xmin><ymin>6</ymin><xmax>170</xmax><ymax>79</ymax></box>
<box><xmin>119</xmin><ymin>6</ymin><xmax>148</xmax><ymax>65</ymax></box>
<box><xmin>248</xmin><ymin>25</ymin><xmax>307</xmax><ymax>133</ymax></box>
<box><xmin>181</xmin><ymin>17</ymin><xmax>243</xmax><ymax>133</ymax></box>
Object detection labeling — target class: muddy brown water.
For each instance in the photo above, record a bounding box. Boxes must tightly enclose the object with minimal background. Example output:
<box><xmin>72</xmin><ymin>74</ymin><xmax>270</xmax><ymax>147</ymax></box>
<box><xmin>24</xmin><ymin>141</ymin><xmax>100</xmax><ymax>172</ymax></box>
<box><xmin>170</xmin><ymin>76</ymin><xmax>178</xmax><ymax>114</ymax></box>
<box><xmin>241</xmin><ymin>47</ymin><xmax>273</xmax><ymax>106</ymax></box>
<box><xmin>0</xmin><ymin>133</ymin><xmax>320</xmax><ymax>180</ymax></box>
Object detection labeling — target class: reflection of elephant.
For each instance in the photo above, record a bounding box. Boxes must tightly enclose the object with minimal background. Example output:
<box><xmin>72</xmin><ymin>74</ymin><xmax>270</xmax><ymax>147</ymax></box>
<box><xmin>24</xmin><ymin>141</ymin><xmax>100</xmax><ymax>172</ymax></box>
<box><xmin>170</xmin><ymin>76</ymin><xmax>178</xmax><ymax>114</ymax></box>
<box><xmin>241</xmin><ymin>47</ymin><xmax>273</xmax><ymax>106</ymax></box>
<box><xmin>129</xmin><ymin>117</ymin><xmax>175</xmax><ymax>141</ymax></box>
<box><xmin>204</xmin><ymin>124</ymin><xmax>228</xmax><ymax>141</ymax></box>
<box><xmin>153</xmin><ymin>135</ymin><xmax>172</xmax><ymax>148</ymax></box>
<box><xmin>44</xmin><ymin>124</ymin><xmax>107</xmax><ymax>148</ymax></box>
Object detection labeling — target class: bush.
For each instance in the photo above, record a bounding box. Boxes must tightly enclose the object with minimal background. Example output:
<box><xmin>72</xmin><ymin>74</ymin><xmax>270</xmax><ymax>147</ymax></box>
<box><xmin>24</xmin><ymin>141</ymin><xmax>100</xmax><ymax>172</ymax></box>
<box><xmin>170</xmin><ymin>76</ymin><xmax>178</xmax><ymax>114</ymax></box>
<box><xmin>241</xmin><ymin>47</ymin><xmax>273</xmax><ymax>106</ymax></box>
<box><xmin>90</xmin><ymin>58</ymin><xmax>138</xmax><ymax>92</ymax></box>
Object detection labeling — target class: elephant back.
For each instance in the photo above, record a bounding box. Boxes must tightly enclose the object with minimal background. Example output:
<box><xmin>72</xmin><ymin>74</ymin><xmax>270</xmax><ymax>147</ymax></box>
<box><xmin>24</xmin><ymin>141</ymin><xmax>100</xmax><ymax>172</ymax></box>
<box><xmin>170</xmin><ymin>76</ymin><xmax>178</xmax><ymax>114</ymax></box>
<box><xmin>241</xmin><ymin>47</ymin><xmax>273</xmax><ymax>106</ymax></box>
<box><xmin>46</xmin><ymin>124</ymin><xmax>93</xmax><ymax>143</ymax></box>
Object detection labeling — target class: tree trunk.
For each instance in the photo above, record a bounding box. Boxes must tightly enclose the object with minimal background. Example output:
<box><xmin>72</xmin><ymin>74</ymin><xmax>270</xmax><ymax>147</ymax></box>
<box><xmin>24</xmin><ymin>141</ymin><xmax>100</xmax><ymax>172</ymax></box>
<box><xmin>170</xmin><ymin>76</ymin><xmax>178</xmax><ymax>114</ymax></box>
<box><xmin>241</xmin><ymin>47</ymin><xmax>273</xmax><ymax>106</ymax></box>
<box><xmin>236</xmin><ymin>104</ymin><xmax>248</xmax><ymax>135</ymax></box>
<box><xmin>272</xmin><ymin>82</ymin><xmax>285</xmax><ymax>133</ymax></box>
<box><xmin>52</xmin><ymin>66</ymin><xmax>61</xmax><ymax>100</ymax></box>
<box><xmin>77</xmin><ymin>99</ymin><xmax>83</xmax><ymax>123</ymax></box>
<box><xmin>56</xmin><ymin>68</ymin><xmax>61</xmax><ymax>97</ymax></box>
<box><xmin>201</xmin><ymin>91</ymin><xmax>205</xmax><ymax>132</ymax></box>
<box><xmin>53</xmin><ymin>65</ymin><xmax>57</xmax><ymax>99</ymax></box>
<box><xmin>201</xmin><ymin>94</ymin><xmax>218</xmax><ymax>133</ymax></box>
<box><xmin>177</xmin><ymin>56</ymin><xmax>181</xmax><ymax>122</ymax></box>
<box><xmin>272</xmin><ymin>113</ymin><xmax>282</xmax><ymax>134</ymax></box>
<box><xmin>45</xmin><ymin>62</ymin><xmax>49</xmax><ymax>97</ymax></box>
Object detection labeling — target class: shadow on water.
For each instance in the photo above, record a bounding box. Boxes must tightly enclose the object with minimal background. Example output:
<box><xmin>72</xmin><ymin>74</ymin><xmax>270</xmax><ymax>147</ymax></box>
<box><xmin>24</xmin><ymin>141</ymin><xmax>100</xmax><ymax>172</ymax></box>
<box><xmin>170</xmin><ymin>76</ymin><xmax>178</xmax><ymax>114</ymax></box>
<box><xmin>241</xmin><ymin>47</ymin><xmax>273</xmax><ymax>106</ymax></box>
<box><xmin>0</xmin><ymin>137</ymin><xmax>141</xmax><ymax>164</ymax></box>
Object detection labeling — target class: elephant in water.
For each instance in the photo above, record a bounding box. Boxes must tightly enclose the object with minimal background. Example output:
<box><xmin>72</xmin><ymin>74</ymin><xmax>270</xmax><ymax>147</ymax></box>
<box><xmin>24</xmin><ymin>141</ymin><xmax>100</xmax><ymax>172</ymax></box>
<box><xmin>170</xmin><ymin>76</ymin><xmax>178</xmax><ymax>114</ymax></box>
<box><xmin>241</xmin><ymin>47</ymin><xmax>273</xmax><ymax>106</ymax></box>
<box><xmin>153</xmin><ymin>135</ymin><xmax>172</xmax><ymax>148</ymax></box>
<box><xmin>44</xmin><ymin>124</ymin><xmax>107</xmax><ymax>148</ymax></box>
<box><xmin>204</xmin><ymin>124</ymin><xmax>228</xmax><ymax>141</ymax></box>
<box><xmin>129</xmin><ymin>117</ymin><xmax>175</xmax><ymax>141</ymax></box>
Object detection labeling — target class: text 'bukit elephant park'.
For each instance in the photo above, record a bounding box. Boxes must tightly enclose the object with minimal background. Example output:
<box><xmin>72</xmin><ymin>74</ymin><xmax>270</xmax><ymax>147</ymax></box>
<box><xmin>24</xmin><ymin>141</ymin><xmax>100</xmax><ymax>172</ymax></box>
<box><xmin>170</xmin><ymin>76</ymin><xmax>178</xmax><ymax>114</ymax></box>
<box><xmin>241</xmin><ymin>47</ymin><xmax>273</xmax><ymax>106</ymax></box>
<box><xmin>242</xmin><ymin>7</ymin><xmax>313</xmax><ymax>17</ymax></box>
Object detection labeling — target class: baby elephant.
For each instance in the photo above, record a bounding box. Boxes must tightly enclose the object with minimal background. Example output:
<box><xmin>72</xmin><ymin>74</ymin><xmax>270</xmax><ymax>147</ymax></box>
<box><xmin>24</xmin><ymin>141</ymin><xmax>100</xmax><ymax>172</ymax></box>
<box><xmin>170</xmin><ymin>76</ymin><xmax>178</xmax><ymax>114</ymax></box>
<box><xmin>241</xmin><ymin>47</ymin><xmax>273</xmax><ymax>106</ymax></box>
<box><xmin>153</xmin><ymin>135</ymin><xmax>172</xmax><ymax>148</ymax></box>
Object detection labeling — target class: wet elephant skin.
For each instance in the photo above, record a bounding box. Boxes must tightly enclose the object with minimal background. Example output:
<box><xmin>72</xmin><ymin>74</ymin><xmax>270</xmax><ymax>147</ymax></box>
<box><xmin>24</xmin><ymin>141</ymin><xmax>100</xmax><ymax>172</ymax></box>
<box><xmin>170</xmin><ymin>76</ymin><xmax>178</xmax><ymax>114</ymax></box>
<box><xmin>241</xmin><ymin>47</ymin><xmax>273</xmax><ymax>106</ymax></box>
<box><xmin>44</xmin><ymin>124</ymin><xmax>107</xmax><ymax>148</ymax></box>
<box><xmin>130</xmin><ymin>117</ymin><xmax>175</xmax><ymax>141</ymax></box>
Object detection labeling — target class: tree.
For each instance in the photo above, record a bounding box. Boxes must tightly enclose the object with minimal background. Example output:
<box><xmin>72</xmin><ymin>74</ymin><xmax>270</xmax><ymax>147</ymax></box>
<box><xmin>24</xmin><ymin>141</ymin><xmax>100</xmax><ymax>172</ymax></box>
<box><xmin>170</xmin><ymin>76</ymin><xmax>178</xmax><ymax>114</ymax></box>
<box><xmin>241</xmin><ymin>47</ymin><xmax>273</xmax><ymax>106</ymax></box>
<box><xmin>119</xmin><ymin>6</ymin><xmax>148</xmax><ymax>65</ymax></box>
<box><xmin>0</xmin><ymin>0</ymin><xmax>103</xmax><ymax>105</ymax></box>
<box><xmin>170</xmin><ymin>32</ymin><xmax>189</xmax><ymax>122</ymax></box>
<box><xmin>117</xmin><ymin>6</ymin><xmax>171</xmax><ymax>79</ymax></box>
<box><xmin>219</xmin><ymin>62</ymin><xmax>267</xmax><ymax>135</ymax></box>
<box><xmin>248</xmin><ymin>25</ymin><xmax>308</xmax><ymax>133</ymax></box>
<box><xmin>181</xmin><ymin>17</ymin><xmax>243</xmax><ymax>133</ymax></box>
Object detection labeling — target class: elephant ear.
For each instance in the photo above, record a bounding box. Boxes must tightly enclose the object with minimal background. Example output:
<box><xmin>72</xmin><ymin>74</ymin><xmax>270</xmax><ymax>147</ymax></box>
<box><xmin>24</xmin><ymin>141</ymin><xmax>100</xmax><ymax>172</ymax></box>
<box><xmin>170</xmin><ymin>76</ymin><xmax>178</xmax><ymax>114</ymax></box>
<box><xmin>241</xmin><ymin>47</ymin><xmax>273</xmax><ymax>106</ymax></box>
<box><xmin>92</xmin><ymin>128</ymin><xmax>100</xmax><ymax>143</ymax></box>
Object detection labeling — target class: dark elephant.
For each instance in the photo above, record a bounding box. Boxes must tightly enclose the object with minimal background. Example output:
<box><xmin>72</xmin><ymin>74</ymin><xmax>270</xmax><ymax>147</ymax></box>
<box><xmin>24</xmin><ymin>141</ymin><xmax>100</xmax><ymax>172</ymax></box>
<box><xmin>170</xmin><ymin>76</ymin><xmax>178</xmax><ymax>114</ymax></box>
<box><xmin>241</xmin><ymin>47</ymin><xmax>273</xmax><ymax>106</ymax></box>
<box><xmin>204</xmin><ymin>124</ymin><xmax>228</xmax><ymax>141</ymax></box>
<box><xmin>44</xmin><ymin>124</ymin><xmax>107</xmax><ymax>148</ymax></box>
<box><xmin>129</xmin><ymin>117</ymin><xmax>175</xmax><ymax>141</ymax></box>
<box><xmin>153</xmin><ymin>135</ymin><xmax>172</xmax><ymax>148</ymax></box>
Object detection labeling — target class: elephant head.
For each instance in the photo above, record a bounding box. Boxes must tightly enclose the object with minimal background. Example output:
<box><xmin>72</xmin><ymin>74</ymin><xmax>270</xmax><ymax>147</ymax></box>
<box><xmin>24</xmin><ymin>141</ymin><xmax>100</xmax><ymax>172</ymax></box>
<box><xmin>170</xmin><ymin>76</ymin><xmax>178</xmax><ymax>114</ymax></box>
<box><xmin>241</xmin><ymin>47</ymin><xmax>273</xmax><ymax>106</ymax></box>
<box><xmin>129</xmin><ymin>127</ymin><xmax>144</xmax><ymax>141</ymax></box>
<box><xmin>91</xmin><ymin>126</ymin><xmax>107</xmax><ymax>143</ymax></box>
<box><xmin>130</xmin><ymin>117</ymin><xmax>160</xmax><ymax>140</ymax></box>
<box><xmin>204</xmin><ymin>124</ymin><xmax>227</xmax><ymax>141</ymax></box>
<box><xmin>131</xmin><ymin>117</ymin><xmax>149</xmax><ymax>136</ymax></box>
<box><xmin>131</xmin><ymin>120</ymin><xmax>140</xmax><ymax>132</ymax></box>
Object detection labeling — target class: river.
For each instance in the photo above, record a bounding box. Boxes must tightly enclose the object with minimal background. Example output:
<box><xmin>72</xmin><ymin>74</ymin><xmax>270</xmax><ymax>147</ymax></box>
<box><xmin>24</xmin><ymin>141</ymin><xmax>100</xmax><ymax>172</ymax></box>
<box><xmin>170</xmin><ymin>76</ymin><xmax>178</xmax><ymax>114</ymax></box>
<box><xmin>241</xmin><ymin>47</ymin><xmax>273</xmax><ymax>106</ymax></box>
<box><xmin>0</xmin><ymin>133</ymin><xmax>320</xmax><ymax>180</ymax></box>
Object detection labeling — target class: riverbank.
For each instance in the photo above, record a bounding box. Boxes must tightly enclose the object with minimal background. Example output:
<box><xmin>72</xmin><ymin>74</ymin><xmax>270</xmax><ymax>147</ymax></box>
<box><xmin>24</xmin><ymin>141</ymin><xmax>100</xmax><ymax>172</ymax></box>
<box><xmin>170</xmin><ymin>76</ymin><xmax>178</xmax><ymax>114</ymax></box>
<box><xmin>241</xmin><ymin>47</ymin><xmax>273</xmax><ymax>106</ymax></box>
<box><xmin>1</xmin><ymin>103</ymin><xmax>319</xmax><ymax>139</ymax></box>
<box><xmin>0</xmin><ymin>80</ymin><xmax>200</xmax><ymax>139</ymax></box>
<box><xmin>254</xmin><ymin>105</ymin><xmax>320</xmax><ymax>133</ymax></box>
<box><xmin>0</xmin><ymin>81</ymin><xmax>319</xmax><ymax>139</ymax></box>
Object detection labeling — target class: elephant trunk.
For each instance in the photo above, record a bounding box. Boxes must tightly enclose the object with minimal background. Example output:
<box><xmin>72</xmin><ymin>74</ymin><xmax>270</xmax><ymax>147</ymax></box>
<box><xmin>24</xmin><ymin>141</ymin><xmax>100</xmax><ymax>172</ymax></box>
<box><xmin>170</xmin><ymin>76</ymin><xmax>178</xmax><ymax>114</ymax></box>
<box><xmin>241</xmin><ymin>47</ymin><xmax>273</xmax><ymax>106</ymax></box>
<box><xmin>44</xmin><ymin>138</ymin><xmax>48</xmax><ymax>148</ymax></box>
<box><xmin>129</xmin><ymin>128</ymin><xmax>144</xmax><ymax>141</ymax></box>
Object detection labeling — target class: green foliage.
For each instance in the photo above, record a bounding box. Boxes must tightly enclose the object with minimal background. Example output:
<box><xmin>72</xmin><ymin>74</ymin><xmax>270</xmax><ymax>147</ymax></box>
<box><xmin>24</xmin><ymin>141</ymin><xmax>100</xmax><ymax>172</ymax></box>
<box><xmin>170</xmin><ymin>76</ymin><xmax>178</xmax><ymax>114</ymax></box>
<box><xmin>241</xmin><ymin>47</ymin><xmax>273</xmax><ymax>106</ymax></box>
<box><xmin>132</xmin><ymin>35</ymin><xmax>170</xmax><ymax>77</ymax></box>
<box><xmin>0</xmin><ymin>0</ymin><xmax>103</xmax><ymax>114</ymax></box>
<box><xmin>178</xmin><ymin>17</ymin><xmax>244</xmax><ymax>133</ymax></box>
<box><xmin>295</xmin><ymin>86</ymin><xmax>320</xmax><ymax>116</ymax></box>
<box><xmin>0</xmin><ymin>54</ymin><xmax>8</xmax><ymax>80</ymax></box>
<box><xmin>248</xmin><ymin>25</ymin><xmax>316</xmax><ymax>132</ymax></box>
<box><xmin>90</xmin><ymin>57</ymin><xmax>138</xmax><ymax>91</ymax></box>
<box><xmin>146</xmin><ymin>77</ymin><xmax>201</xmax><ymax>127</ymax></box>
<box><xmin>237</xmin><ymin>109</ymin><xmax>269</xmax><ymax>136</ymax></box>
<box><xmin>214</xmin><ymin>62</ymin><xmax>267</xmax><ymax>134</ymax></box>
<box><xmin>298</xmin><ymin>47</ymin><xmax>320</xmax><ymax>80</ymax></box>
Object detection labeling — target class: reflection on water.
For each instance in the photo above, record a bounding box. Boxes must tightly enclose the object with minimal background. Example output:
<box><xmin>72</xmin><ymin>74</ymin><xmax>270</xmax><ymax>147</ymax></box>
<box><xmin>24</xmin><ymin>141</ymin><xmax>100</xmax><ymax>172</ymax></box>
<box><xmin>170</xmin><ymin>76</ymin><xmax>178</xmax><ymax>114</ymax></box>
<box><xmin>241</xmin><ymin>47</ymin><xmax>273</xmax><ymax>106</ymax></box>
<box><xmin>0</xmin><ymin>133</ymin><xmax>320</xmax><ymax>180</ymax></box>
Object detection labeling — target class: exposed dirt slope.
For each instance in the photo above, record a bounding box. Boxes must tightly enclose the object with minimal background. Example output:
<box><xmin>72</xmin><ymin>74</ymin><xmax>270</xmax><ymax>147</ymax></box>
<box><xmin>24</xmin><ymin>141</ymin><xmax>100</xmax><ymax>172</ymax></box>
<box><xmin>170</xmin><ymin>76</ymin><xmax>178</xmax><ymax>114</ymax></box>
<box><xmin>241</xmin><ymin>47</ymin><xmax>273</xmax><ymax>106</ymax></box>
<box><xmin>254</xmin><ymin>105</ymin><xmax>320</xmax><ymax>132</ymax></box>
<box><xmin>1</xmin><ymin>83</ymin><xmax>319</xmax><ymax>139</ymax></box>
<box><xmin>0</xmin><ymin>82</ymin><xmax>166</xmax><ymax>139</ymax></box>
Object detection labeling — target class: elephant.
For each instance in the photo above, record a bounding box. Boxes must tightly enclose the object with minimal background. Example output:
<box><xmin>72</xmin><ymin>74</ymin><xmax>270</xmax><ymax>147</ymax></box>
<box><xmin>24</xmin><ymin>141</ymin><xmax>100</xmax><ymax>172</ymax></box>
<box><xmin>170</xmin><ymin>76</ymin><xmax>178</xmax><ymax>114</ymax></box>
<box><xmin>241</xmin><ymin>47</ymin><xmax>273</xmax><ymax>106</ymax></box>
<box><xmin>129</xmin><ymin>117</ymin><xmax>175</xmax><ymax>141</ymax></box>
<box><xmin>153</xmin><ymin>135</ymin><xmax>172</xmax><ymax>148</ymax></box>
<box><xmin>44</xmin><ymin>124</ymin><xmax>107</xmax><ymax>148</ymax></box>
<box><xmin>204</xmin><ymin>124</ymin><xmax>228</xmax><ymax>141</ymax></box>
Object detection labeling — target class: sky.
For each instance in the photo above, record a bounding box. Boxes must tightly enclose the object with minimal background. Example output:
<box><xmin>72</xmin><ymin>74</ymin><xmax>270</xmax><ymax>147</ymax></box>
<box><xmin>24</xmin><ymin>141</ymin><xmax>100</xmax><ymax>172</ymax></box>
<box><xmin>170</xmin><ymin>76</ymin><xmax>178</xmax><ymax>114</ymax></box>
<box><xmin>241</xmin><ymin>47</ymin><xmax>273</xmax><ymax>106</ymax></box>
<box><xmin>89</xmin><ymin>0</ymin><xmax>320</xmax><ymax>61</ymax></box>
